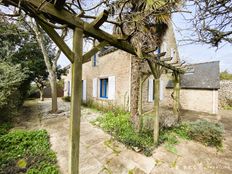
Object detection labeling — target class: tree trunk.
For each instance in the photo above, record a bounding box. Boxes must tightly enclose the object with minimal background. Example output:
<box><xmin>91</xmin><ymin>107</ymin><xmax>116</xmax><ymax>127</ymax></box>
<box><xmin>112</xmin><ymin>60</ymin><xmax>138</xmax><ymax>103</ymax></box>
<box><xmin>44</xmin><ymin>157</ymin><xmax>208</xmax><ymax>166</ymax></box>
<box><xmin>130</xmin><ymin>57</ymin><xmax>141</xmax><ymax>131</ymax></box>
<box><xmin>173</xmin><ymin>73</ymin><xmax>180</xmax><ymax>121</ymax></box>
<box><xmin>33</xmin><ymin>23</ymin><xmax>59</xmax><ymax>113</ymax></box>
<box><xmin>49</xmin><ymin>71</ymin><xmax>58</xmax><ymax>113</ymax></box>
<box><xmin>153</xmin><ymin>78</ymin><xmax>160</xmax><ymax>145</ymax></box>
<box><xmin>39</xmin><ymin>88</ymin><xmax>44</xmax><ymax>101</ymax></box>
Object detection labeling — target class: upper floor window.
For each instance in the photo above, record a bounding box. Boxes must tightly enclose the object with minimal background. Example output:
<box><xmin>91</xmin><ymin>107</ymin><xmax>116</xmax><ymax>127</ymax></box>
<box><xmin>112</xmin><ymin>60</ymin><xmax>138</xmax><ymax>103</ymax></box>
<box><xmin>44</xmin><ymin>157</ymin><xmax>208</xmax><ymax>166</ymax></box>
<box><xmin>92</xmin><ymin>54</ymin><xmax>97</xmax><ymax>67</ymax></box>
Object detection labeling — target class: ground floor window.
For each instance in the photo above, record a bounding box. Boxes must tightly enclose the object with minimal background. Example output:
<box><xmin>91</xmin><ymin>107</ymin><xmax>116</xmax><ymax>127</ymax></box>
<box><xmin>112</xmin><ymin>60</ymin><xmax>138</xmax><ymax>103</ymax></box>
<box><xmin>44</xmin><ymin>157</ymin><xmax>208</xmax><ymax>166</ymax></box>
<box><xmin>100</xmin><ymin>78</ymin><xmax>108</xmax><ymax>98</ymax></box>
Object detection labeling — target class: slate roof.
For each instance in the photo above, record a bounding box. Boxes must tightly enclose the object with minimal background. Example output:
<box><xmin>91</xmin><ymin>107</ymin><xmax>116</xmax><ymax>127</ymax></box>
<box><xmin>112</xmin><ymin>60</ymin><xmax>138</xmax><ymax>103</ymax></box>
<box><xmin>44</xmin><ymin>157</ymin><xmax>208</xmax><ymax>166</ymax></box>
<box><xmin>98</xmin><ymin>46</ymin><xmax>118</xmax><ymax>57</ymax></box>
<box><xmin>166</xmin><ymin>61</ymin><xmax>220</xmax><ymax>89</ymax></box>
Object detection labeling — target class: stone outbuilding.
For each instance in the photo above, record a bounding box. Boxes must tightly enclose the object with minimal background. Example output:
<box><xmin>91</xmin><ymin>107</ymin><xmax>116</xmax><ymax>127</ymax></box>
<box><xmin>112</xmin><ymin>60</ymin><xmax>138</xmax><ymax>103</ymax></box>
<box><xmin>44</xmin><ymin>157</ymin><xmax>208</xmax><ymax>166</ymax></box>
<box><xmin>167</xmin><ymin>61</ymin><xmax>220</xmax><ymax>114</ymax></box>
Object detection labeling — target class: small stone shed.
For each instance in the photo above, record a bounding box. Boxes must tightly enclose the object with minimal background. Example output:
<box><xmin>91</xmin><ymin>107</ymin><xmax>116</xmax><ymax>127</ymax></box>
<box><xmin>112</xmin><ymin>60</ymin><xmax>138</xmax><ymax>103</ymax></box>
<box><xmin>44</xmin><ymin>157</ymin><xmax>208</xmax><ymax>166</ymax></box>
<box><xmin>167</xmin><ymin>61</ymin><xmax>220</xmax><ymax>114</ymax></box>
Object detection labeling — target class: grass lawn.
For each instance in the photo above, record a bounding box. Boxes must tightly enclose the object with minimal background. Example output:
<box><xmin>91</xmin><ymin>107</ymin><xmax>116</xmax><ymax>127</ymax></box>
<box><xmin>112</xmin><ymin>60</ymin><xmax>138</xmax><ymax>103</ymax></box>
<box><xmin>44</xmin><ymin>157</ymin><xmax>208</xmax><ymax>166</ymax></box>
<box><xmin>0</xmin><ymin>123</ymin><xmax>59</xmax><ymax>174</ymax></box>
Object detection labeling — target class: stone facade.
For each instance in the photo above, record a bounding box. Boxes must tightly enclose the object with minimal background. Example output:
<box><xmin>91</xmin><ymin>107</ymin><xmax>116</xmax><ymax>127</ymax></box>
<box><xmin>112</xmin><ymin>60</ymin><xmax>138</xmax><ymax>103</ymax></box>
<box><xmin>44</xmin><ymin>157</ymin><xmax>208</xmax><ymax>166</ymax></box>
<box><xmin>63</xmin><ymin>24</ymin><xmax>219</xmax><ymax>115</ymax></box>
<box><xmin>219</xmin><ymin>80</ymin><xmax>232</xmax><ymax>108</ymax></box>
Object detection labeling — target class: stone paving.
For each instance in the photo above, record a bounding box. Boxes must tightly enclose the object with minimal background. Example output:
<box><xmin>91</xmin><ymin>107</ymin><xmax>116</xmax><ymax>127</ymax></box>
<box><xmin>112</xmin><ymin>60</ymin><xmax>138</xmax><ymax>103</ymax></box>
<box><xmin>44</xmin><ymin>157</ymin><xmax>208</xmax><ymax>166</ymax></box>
<box><xmin>15</xmin><ymin>99</ymin><xmax>232</xmax><ymax>174</ymax></box>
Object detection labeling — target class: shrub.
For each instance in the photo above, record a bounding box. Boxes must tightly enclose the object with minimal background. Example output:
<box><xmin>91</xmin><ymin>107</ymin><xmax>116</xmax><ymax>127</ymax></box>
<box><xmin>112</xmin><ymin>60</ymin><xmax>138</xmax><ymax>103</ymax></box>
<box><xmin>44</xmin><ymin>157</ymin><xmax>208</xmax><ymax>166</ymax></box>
<box><xmin>0</xmin><ymin>62</ymin><xmax>30</xmax><ymax>117</ymax></box>
<box><xmin>84</xmin><ymin>99</ymin><xmax>127</xmax><ymax>115</ymax></box>
<box><xmin>0</xmin><ymin>129</ymin><xmax>59</xmax><ymax>174</ymax></box>
<box><xmin>188</xmin><ymin>119</ymin><xmax>224</xmax><ymax>147</ymax></box>
<box><xmin>0</xmin><ymin>123</ymin><xmax>12</xmax><ymax>136</ymax></box>
<box><xmin>93</xmin><ymin>109</ymin><xmax>224</xmax><ymax>156</ymax></box>
<box><xmin>62</xmin><ymin>96</ymin><xmax>71</xmax><ymax>102</ymax></box>
<box><xmin>93</xmin><ymin>111</ymin><xmax>154</xmax><ymax>156</ymax></box>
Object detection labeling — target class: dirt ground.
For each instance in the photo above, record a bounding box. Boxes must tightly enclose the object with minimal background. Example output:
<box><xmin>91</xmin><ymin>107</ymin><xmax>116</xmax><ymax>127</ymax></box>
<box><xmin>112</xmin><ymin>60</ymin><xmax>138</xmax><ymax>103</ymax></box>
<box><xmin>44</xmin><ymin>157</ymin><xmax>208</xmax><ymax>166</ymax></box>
<box><xmin>12</xmin><ymin>98</ymin><xmax>232</xmax><ymax>174</ymax></box>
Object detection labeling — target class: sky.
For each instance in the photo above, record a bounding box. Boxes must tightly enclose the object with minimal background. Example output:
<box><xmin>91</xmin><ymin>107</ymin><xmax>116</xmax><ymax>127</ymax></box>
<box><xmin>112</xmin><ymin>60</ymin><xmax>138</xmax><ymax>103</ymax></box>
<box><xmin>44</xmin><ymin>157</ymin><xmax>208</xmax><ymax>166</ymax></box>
<box><xmin>58</xmin><ymin>2</ymin><xmax>232</xmax><ymax>73</ymax></box>
<box><xmin>172</xmin><ymin>11</ymin><xmax>232</xmax><ymax>73</ymax></box>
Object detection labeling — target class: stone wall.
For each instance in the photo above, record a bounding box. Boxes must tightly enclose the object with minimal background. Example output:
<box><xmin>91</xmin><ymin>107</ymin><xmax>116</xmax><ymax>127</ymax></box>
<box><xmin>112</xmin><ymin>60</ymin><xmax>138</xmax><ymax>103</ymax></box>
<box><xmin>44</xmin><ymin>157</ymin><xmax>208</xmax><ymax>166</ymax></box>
<box><xmin>219</xmin><ymin>80</ymin><xmax>232</xmax><ymax>108</ymax></box>
<box><xmin>82</xmin><ymin>50</ymin><xmax>131</xmax><ymax>110</ymax></box>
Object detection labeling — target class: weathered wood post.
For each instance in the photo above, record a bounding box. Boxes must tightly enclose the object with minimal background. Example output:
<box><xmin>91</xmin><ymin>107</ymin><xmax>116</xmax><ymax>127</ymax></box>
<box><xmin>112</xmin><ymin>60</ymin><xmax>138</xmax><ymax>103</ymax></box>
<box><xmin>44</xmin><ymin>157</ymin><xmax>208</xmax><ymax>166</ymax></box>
<box><xmin>147</xmin><ymin>59</ymin><xmax>162</xmax><ymax>145</ymax></box>
<box><xmin>153</xmin><ymin>78</ymin><xmax>160</xmax><ymax>144</ymax></box>
<box><xmin>173</xmin><ymin>72</ymin><xmax>180</xmax><ymax>121</ymax></box>
<box><xmin>69</xmin><ymin>27</ymin><xmax>83</xmax><ymax>174</ymax></box>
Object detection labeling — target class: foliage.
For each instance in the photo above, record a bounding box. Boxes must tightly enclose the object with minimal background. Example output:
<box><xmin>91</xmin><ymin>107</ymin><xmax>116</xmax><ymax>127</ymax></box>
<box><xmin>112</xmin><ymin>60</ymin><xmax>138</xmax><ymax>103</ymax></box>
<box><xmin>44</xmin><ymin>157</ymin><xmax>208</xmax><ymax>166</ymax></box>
<box><xmin>83</xmin><ymin>99</ymin><xmax>127</xmax><ymax>114</ymax></box>
<box><xmin>188</xmin><ymin>120</ymin><xmax>224</xmax><ymax>147</ymax></box>
<box><xmin>28</xmin><ymin>84</ymin><xmax>40</xmax><ymax>98</ymax></box>
<box><xmin>0</xmin><ymin>126</ymin><xmax>59</xmax><ymax>174</ymax></box>
<box><xmin>220</xmin><ymin>70</ymin><xmax>232</xmax><ymax>80</ymax></box>
<box><xmin>93</xmin><ymin>111</ymin><xmax>154</xmax><ymax>156</ymax></box>
<box><xmin>93</xmin><ymin>109</ymin><xmax>224</xmax><ymax>156</ymax></box>
<box><xmin>0</xmin><ymin>123</ymin><xmax>12</xmax><ymax>136</ymax></box>
<box><xmin>62</xmin><ymin>96</ymin><xmax>71</xmax><ymax>102</ymax></box>
<box><xmin>0</xmin><ymin>62</ymin><xmax>29</xmax><ymax>116</ymax></box>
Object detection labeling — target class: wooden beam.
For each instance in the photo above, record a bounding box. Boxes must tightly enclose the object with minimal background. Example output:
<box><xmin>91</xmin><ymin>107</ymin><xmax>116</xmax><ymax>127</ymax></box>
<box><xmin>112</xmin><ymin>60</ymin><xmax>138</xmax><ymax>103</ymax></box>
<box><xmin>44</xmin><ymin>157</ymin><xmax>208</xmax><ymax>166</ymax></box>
<box><xmin>2</xmin><ymin>0</ymin><xmax>185</xmax><ymax>73</ymax></box>
<box><xmin>153</xmin><ymin>78</ymin><xmax>160</xmax><ymax>144</ymax></box>
<box><xmin>37</xmin><ymin>19</ymin><xmax>74</xmax><ymax>63</ymax></box>
<box><xmin>90</xmin><ymin>10</ymin><xmax>109</xmax><ymax>29</ymax></box>
<box><xmin>173</xmin><ymin>72</ymin><xmax>180</xmax><ymax>121</ymax></box>
<box><xmin>160</xmin><ymin>57</ymin><xmax>172</xmax><ymax>62</ymax></box>
<box><xmin>82</xmin><ymin>41</ymin><xmax>108</xmax><ymax>63</ymax></box>
<box><xmin>69</xmin><ymin>27</ymin><xmax>83</xmax><ymax>174</ymax></box>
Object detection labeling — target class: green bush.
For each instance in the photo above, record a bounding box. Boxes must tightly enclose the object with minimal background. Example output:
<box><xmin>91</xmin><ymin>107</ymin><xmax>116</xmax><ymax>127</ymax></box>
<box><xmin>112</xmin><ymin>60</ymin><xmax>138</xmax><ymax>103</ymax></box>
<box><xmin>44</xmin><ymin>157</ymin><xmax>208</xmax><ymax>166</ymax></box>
<box><xmin>0</xmin><ymin>129</ymin><xmax>59</xmax><ymax>174</ymax></box>
<box><xmin>188</xmin><ymin>119</ymin><xmax>224</xmax><ymax>147</ymax></box>
<box><xmin>0</xmin><ymin>123</ymin><xmax>12</xmax><ymax>136</ymax></box>
<box><xmin>93</xmin><ymin>109</ymin><xmax>224</xmax><ymax>156</ymax></box>
<box><xmin>0</xmin><ymin>62</ymin><xmax>30</xmax><ymax>117</ymax></box>
<box><xmin>83</xmin><ymin>99</ymin><xmax>127</xmax><ymax>114</ymax></box>
<box><xmin>220</xmin><ymin>70</ymin><xmax>232</xmax><ymax>80</ymax></box>
<box><xmin>62</xmin><ymin>96</ymin><xmax>71</xmax><ymax>102</ymax></box>
<box><xmin>93</xmin><ymin>111</ymin><xmax>154</xmax><ymax>156</ymax></box>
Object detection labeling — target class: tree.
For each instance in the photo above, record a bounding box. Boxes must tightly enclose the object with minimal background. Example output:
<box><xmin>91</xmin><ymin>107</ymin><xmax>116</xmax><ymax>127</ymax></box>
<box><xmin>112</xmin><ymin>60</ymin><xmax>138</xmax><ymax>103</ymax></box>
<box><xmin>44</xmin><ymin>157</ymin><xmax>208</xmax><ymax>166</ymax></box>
<box><xmin>0</xmin><ymin>18</ymin><xmax>50</xmax><ymax>101</ymax></box>
<box><xmin>0</xmin><ymin>62</ymin><xmax>29</xmax><ymax>117</ymax></box>
<box><xmin>30</xmin><ymin>19</ymin><xmax>66</xmax><ymax>112</ymax></box>
<box><xmin>189</xmin><ymin>0</ymin><xmax>232</xmax><ymax>47</ymax></box>
<box><xmin>109</xmin><ymin>0</ymin><xmax>182</xmax><ymax>142</ymax></box>
<box><xmin>220</xmin><ymin>70</ymin><xmax>232</xmax><ymax>80</ymax></box>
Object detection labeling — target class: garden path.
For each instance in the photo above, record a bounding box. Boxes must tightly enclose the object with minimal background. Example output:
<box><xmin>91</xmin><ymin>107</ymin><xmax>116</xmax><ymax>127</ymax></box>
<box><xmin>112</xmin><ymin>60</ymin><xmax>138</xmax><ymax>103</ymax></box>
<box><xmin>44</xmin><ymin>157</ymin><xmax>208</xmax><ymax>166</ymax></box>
<box><xmin>13</xmin><ymin>99</ymin><xmax>232</xmax><ymax>174</ymax></box>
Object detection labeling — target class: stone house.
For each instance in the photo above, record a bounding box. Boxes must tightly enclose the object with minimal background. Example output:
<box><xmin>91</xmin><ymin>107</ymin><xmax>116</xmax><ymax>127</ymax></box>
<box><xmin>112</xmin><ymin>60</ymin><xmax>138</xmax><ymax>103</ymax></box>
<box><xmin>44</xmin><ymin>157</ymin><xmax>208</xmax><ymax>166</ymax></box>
<box><xmin>63</xmin><ymin>26</ymin><xmax>220</xmax><ymax>114</ymax></box>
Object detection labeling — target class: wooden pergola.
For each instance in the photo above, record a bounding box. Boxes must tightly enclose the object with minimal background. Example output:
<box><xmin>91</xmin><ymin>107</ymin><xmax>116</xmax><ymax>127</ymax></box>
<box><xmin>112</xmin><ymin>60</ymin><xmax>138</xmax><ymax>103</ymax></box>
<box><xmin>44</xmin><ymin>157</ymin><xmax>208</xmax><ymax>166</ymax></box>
<box><xmin>1</xmin><ymin>1</ymin><xmax>188</xmax><ymax>173</ymax></box>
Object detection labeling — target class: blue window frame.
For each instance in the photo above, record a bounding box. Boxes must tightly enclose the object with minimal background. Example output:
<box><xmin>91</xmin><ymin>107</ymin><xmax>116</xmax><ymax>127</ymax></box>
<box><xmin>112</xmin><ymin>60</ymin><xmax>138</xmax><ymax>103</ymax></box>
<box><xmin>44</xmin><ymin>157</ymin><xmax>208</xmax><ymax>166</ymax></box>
<box><xmin>157</xmin><ymin>47</ymin><xmax>161</xmax><ymax>54</ymax></box>
<box><xmin>100</xmin><ymin>78</ymin><xmax>108</xmax><ymax>98</ymax></box>
<box><xmin>93</xmin><ymin>54</ymin><xmax>97</xmax><ymax>67</ymax></box>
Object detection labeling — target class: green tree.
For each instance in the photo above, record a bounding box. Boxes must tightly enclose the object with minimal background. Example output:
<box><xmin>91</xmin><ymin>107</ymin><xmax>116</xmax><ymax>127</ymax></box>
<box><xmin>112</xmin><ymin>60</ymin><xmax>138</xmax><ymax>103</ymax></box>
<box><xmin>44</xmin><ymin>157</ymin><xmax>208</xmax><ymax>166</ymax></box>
<box><xmin>0</xmin><ymin>61</ymin><xmax>29</xmax><ymax>117</ymax></box>
<box><xmin>0</xmin><ymin>19</ymin><xmax>52</xmax><ymax>101</ymax></box>
<box><xmin>220</xmin><ymin>70</ymin><xmax>232</xmax><ymax>80</ymax></box>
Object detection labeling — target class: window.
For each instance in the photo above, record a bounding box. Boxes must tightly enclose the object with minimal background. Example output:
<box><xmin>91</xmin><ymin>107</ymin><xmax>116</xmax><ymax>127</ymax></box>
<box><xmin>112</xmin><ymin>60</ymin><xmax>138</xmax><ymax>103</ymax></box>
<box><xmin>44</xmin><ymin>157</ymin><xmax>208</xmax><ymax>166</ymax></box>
<box><xmin>82</xmin><ymin>80</ymin><xmax>87</xmax><ymax>102</ymax></box>
<box><xmin>67</xmin><ymin>81</ymin><xmax>71</xmax><ymax>96</ymax></box>
<box><xmin>92</xmin><ymin>54</ymin><xmax>97</xmax><ymax>67</ymax></box>
<box><xmin>100</xmin><ymin>78</ymin><xmax>108</xmax><ymax>98</ymax></box>
<box><xmin>148</xmin><ymin>78</ymin><xmax>163</xmax><ymax>102</ymax></box>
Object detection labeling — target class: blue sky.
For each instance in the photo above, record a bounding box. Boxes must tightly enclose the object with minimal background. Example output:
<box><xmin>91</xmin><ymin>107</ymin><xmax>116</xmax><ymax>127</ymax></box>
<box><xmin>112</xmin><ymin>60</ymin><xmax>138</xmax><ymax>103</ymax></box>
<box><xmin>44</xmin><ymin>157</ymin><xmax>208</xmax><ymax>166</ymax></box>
<box><xmin>172</xmin><ymin>7</ymin><xmax>232</xmax><ymax>73</ymax></box>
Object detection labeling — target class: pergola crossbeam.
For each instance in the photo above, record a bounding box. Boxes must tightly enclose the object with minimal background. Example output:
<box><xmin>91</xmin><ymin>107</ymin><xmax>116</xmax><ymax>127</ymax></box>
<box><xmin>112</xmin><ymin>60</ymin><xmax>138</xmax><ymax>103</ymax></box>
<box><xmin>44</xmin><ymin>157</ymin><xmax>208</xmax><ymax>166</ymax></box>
<box><xmin>2</xmin><ymin>0</ymin><xmax>185</xmax><ymax>73</ymax></box>
<box><xmin>83</xmin><ymin>41</ymin><xmax>108</xmax><ymax>63</ymax></box>
<box><xmin>90</xmin><ymin>10</ymin><xmax>109</xmax><ymax>29</ymax></box>
<box><xmin>37</xmin><ymin>19</ymin><xmax>74</xmax><ymax>63</ymax></box>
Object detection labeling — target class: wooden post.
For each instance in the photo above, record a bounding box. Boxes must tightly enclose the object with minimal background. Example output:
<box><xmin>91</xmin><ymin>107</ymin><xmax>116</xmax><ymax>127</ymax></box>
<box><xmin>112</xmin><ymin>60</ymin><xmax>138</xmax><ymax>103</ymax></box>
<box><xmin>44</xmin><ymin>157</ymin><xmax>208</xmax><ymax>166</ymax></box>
<box><xmin>138</xmin><ymin>77</ymin><xmax>143</xmax><ymax>116</ymax></box>
<box><xmin>153</xmin><ymin>78</ymin><xmax>160</xmax><ymax>144</ymax></box>
<box><xmin>69</xmin><ymin>27</ymin><xmax>83</xmax><ymax>174</ymax></box>
<box><xmin>173</xmin><ymin>72</ymin><xmax>180</xmax><ymax>121</ymax></box>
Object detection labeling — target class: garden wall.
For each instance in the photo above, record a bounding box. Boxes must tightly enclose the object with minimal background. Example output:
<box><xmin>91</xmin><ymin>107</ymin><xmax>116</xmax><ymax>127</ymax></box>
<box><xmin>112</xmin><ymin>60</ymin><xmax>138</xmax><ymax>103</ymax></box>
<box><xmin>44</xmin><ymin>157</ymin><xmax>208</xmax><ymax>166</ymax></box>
<box><xmin>219</xmin><ymin>80</ymin><xmax>232</xmax><ymax>108</ymax></box>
